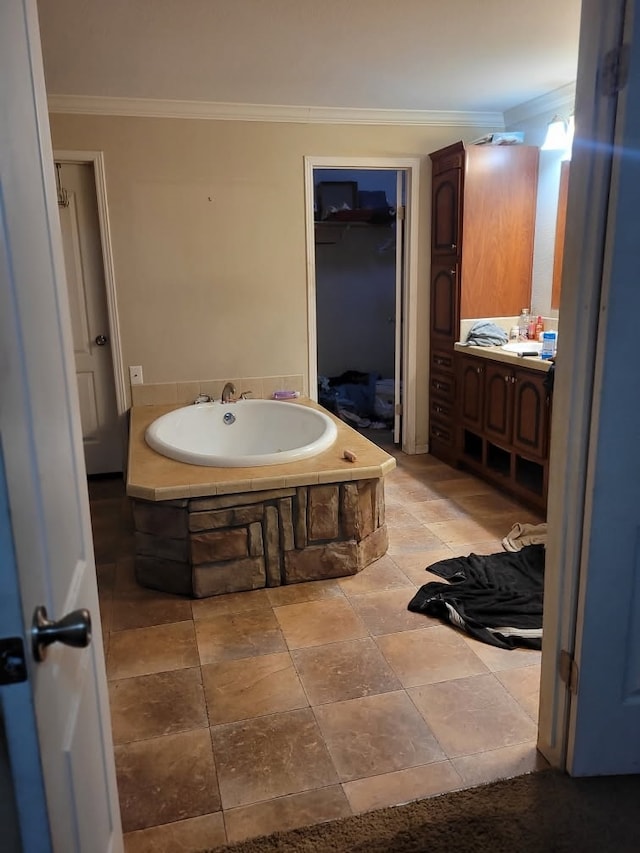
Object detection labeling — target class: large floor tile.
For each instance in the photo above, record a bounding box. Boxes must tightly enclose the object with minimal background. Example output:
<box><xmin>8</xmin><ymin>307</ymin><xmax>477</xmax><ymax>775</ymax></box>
<box><xmin>107</xmin><ymin>621</ymin><xmax>199</xmax><ymax>680</ymax></box>
<box><xmin>110</xmin><ymin>584</ymin><xmax>193</xmax><ymax>632</ymax></box>
<box><xmin>452</xmin><ymin>741</ymin><xmax>548</xmax><ymax>787</ymax></box>
<box><xmin>292</xmin><ymin>638</ymin><xmax>401</xmax><ymax>705</ymax></box>
<box><xmin>123</xmin><ymin>812</ymin><xmax>226</xmax><ymax>853</ymax></box>
<box><xmin>337</xmin><ymin>556</ymin><xmax>415</xmax><ymax>596</ymax></box>
<box><xmin>496</xmin><ymin>664</ymin><xmax>542</xmax><ymax>721</ymax></box>
<box><xmin>202</xmin><ymin>652</ymin><xmax>308</xmax><ymax>725</ymax></box>
<box><xmin>265</xmin><ymin>578</ymin><xmax>344</xmax><ymax>608</ymax></box>
<box><xmin>405</xmin><ymin>499</ymin><xmax>469</xmax><ymax>524</ymax></box>
<box><xmin>409</xmin><ymin>673</ymin><xmax>538</xmax><ymax>758</ymax></box>
<box><xmin>343</xmin><ymin>760</ymin><xmax>462</xmax><ymax>814</ymax></box>
<box><xmin>191</xmin><ymin>588</ymin><xmax>272</xmax><ymax>620</ymax></box>
<box><xmin>424</xmin><ymin>517</ymin><xmax>508</xmax><ymax>546</ymax></box>
<box><xmin>375</xmin><ymin>625</ymin><xmax>488</xmax><ymax>687</ymax></box>
<box><xmin>115</xmin><ymin>728</ymin><xmax>220</xmax><ymax>832</ymax></box>
<box><xmin>389</xmin><ymin>549</ymin><xmax>456</xmax><ymax>585</ymax></box>
<box><xmin>110</xmin><ymin>667</ymin><xmax>208</xmax><ymax>744</ymax></box>
<box><xmin>223</xmin><ymin>786</ymin><xmax>351</xmax><ymax>845</ymax></box>
<box><xmin>274</xmin><ymin>597</ymin><xmax>368</xmax><ymax>650</ymax></box>
<box><xmin>195</xmin><ymin>609</ymin><xmax>287</xmax><ymax>664</ymax></box>
<box><xmin>461</xmin><ymin>633</ymin><xmax>542</xmax><ymax>672</ymax></box>
<box><xmin>386</xmin><ymin>524</ymin><xmax>445</xmax><ymax>554</ymax></box>
<box><xmin>349</xmin><ymin>588</ymin><xmax>437</xmax><ymax>635</ymax></box>
<box><xmin>314</xmin><ymin>691</ymin><xmax>445</xmax><ymax>783</ymax></box>
<box><xmin>211</xmin><ymin>708</ymin><xmax>338</xmax><ymax>809</ymax></box>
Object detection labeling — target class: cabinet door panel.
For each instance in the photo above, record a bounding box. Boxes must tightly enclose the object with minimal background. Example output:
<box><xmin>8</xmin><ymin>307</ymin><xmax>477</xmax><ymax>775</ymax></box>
<box><xmin>432</xmin><ymin>168</ymin><xmax>462</xmax><ymax>255</ymax></box>
<box><xmin>458</xmin><ymin>355</ymin><xmax>485</xmax><ymax>429</ymax></box>
<box><xmin>484</xmin><ymin>363</ymin><xmax>513</xmax><ymax>443</ymax></box>
<box><xmin>430</xmin><ymin>263</ymin><xmax>459</xmax><ymax>344</ymax></box>
<box><xmin>512</xmin><ymin>369</ymin><xmax>549</xmax><ymax>459</ymax></box>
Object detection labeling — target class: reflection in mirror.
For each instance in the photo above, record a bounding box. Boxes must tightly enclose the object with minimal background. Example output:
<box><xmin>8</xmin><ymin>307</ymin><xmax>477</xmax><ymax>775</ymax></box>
<box><xmin>552</xmin><ymin>161</ymin><xmax>570</xmax><ymax>310</ymax></box>
<box><xmin>529</xmin><ymin>148</ymin><xmax>569</xmax><ymax>320</ymax></box>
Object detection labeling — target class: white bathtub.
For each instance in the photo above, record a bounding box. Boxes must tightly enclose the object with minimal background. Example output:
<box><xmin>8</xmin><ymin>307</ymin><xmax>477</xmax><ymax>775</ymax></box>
<box><xmin>145</xmin><ymin>399</ymin><xmax>338</xmax><ymax>467</ymax></box>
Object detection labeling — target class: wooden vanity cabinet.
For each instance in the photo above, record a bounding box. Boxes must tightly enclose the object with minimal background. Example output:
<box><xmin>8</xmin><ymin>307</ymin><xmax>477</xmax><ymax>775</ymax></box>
<box><xmin>455</xmin><ymin>352</ymin><xmax>551</xmax><ymax>509</ymax></box>
<box><xmin>428</xmin><ymin>141</ymin><xmax>539</xmax><ymax>467</ymax></box>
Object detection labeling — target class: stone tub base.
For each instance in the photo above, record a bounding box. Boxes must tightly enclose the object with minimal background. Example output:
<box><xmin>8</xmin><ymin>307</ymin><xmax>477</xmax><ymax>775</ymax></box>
<box><xmin>133</xmin><ymin>478</ymin><xmax>388</xmax><ymax>597</ymax></box>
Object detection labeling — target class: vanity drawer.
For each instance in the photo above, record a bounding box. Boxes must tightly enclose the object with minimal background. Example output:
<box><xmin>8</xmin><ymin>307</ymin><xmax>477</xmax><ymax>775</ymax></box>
<box><xmin>429</xmin><ymin>419</ymin><xmax>455</xmax><ymax>448</ymax></box>
<box><xmin>431</xmin><ymin>349</ymin><xmax>455</xmax><ymax>375</ymax></box>
<box><xmin>430</xmin><ymin>371</ymin><xmax>455</xmax><ymax>401</ymax></box>
<box><xmin>430</xmin><ymin>397</ymin><xmax>454</xmax><ymax>422</ymax></box>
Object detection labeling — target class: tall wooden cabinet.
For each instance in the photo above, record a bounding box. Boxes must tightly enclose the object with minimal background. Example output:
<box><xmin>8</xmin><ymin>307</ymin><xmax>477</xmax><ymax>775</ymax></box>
<box><xmin>428</xmin><ymin>141</ymin><xmax>539</xmax><ymax>465</ymax></box>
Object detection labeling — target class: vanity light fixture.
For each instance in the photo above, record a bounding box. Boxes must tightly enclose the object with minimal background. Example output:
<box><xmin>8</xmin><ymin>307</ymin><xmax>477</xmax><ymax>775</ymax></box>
<box><xmin>541</xmin><ymin>115</ymin><xmax>568</xmax><ymax>151</ymax></box>
<box><xmin>561</xmin><ymin>114</ymin><xmax>575</xmax><ymax>161</ymax></box>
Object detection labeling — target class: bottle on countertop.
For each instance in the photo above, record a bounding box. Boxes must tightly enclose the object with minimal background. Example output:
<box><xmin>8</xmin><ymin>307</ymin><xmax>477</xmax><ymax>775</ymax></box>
<box><xmin>535</xmin><ymin>315</ymin><xmax>544</xmax><ymax>337</ymax></box>
<box><xmin>541</xmin><ymin>331</ymin><xmax>557</xmax><ymax>360</ymax></box>
<box><xmin>518</xmin><ymin>308</ymin><xmax>530</xmax><ymax>340</ymax></box>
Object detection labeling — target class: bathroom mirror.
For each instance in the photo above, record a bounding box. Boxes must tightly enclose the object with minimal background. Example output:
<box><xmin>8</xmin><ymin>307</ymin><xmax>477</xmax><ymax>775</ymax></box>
<box><xmin>551</xmin><ymin>161</ymin><xmax>570</xmax><ymax>309</ymax></box>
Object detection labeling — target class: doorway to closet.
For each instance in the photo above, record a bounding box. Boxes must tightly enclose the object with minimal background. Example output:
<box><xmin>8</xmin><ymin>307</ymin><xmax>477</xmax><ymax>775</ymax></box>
<box><xmin>304</xmin><ymin>157</ymin><xmax>420</xmax><ymax>455</ymax></box>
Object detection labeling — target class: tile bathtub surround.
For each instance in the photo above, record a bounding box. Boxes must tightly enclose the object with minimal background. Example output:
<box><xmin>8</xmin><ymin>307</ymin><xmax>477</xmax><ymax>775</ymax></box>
<box><xmin>130</xmin><ymin>374</ymin><xmax>306</xmax><ymax>407</ymax></box>
<box><xmin>90</xmin><ymin>448</ymin><xmax>547</xmax><ymax>849</ymax></box>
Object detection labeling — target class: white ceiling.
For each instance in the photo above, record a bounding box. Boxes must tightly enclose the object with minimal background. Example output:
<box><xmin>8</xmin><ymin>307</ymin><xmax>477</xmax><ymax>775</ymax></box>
<box><xmin>36</xmin><ymin>0</ymin><xmax>582</xmax><ymax>114</ymax></box>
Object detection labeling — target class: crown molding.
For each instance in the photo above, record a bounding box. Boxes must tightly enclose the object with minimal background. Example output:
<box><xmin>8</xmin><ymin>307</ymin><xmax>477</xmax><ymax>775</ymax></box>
<box><xmin>504</xmin><ymin>82</ymin><xmax>576</xmax><ymax>127</ymax></box>
<box><xmin>47</xmin><ymin>94</ymin><xmax>504</xmax><ymax>128</ymax></box>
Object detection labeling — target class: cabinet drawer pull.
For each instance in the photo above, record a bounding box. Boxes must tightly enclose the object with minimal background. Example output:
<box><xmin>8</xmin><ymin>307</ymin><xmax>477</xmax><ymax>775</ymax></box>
<box><xmin>450</xmin><ymin>243</ymin><xmax>457</xmax><ymax>251</ymax></box>
<box><xmin>448</xmin><ymin>268</ymin><xmax>456</xmax><ymax>275</ymax></box>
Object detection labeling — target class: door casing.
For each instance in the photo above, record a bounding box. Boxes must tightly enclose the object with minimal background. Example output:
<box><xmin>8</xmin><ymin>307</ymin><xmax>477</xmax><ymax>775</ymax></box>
<box><xmin>54</xmin><ymin>150</ymin><xmax>127</xmax><ymax>417</ymax></box>
<box><xmin>304</xmin><ymin>156</ymin><xmax>421</xmax><ymax>455</ymax></box>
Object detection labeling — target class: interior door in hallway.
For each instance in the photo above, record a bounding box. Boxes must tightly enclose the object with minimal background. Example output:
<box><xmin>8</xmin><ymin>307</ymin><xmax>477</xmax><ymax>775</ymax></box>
<box><xmin>58</xmin><ymin>162</ymin><xmax>122</xmax><ymax>474</ymax></box>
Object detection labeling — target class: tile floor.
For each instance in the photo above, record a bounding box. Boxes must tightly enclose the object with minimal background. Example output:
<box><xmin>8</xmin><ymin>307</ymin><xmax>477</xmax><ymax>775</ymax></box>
<box><xmin>91</xmin><ymin>448</ymin><xmax>548</xmax><ymax>853</ymax></box>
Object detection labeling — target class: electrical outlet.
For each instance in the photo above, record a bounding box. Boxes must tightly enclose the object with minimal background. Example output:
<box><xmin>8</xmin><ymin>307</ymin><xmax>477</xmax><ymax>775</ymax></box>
<box><xmin>129</xmin><ymin>365</ymin><xmax>143</xmax><ymax>385</ymax></box>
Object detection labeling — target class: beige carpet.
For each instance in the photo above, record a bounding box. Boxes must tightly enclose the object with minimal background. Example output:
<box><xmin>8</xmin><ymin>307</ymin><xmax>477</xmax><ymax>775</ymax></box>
<box><xmin>211</xmin><ymin>770</ymin><xmax>640</xmax><ymax>852</ymax></box>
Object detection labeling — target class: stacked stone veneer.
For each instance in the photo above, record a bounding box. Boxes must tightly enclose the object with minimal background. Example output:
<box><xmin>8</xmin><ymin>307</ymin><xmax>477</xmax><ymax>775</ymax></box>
<box><xmin>133</xmin><ymin>478</ymin><xmax>388</xmax><ymax>598</ymax></box>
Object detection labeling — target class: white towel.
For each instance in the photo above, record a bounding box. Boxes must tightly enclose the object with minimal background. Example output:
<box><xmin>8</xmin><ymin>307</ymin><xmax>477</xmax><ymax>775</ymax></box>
<box><xmin>502</xmin><ymin>522</ymin><xmax>547</xmax><ymax>552</ymax></box>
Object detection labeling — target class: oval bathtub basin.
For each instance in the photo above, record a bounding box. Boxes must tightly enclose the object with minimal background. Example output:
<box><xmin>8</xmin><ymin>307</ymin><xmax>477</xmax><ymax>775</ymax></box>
<box><xmin>145</xmin><ymin>399</ymin><xmax>338</xmax><ymax>467</ymax></box>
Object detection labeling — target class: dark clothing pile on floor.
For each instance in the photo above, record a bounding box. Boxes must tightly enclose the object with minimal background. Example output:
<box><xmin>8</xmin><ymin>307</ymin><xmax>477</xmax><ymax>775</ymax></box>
<box><xmin>408</xmin><ymin>545</ymin><xmax>545</xmax><ymax>650</ymax></box>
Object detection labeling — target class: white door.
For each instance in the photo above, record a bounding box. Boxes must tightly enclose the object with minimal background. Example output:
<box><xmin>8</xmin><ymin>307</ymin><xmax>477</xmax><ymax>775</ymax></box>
<box><xmin>564</xmin><ymin>0</ymin><xmax>640</xmax><ymax>775</ymax></box>
<box><xmin>58</xmin><ymin>162</ymin><xmax>122</xmax><ymax>475</ymax></box>
<box><xmin>539</xmin><ymin>0</ymin><xmax>640</xmax><ymax>776</ymax></box>
<box><xmin>0</xmin><ymin>2</ymin><xmax>123</xmax><ymax>851</ymax></box>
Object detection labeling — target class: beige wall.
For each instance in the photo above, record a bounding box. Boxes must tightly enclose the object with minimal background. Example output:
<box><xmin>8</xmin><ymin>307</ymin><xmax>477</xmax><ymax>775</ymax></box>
<box><xmin>50</xmin><ymin>113</ymin><xmax>494</xmax><ymax>448</ymax></box>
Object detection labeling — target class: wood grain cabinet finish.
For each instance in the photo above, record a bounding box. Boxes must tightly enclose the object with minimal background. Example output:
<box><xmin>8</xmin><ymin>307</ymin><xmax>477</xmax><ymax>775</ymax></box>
<box><xmin>430</xmin><ymin>263</ymin><xmax>460</xmax><ymax>345</ymax></box>
<box><xmin>512</xmin><ymin>368</ymin><xmax>550</xmax><ymax>459</ymax></box>
<box><xmin>457</xmin><ymin>354</ymin><xmax>485</xmax><ymax>430</ymax></box>
<box><xmin>484</xmin><ymin>362</ymin><xmax>515</xmax><ymax>444</ymax></box>
<box><xmin>427</xmin><ymin>141</ymin><xmax>539</xmax><ymax>466</ymax></box>
<box><xmin>432</xmin><ymin>168</ymin><xmax>462</xmax><ymax>256</ymax></box>
<box><xmin>454</xmin><ymin>352</ymin><xmax>551</xmax><ymax>509</ymax></box>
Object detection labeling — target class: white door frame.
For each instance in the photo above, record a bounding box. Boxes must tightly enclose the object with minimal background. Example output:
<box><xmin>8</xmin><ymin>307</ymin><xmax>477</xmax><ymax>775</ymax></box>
<box><xmin>54</xmin><ymin>150</ymin><xmax>127</xmax><ymax>417</ymax></box>
<box><xmin>304</xmin><ymin>156</ymin><xmax>421</xmax><ymax>454</ymax></box>
<box><xmin>537</xmin><ymin>0</ymin><xmax>627</xmax><ymax>769</ymax></box>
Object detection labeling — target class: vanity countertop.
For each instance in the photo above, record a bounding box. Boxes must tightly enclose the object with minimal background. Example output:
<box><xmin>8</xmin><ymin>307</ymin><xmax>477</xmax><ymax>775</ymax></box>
<box><xmin>453</xmin><ymin>343</ymin><xmax>553</xmax><ymax>373</ymax></box>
